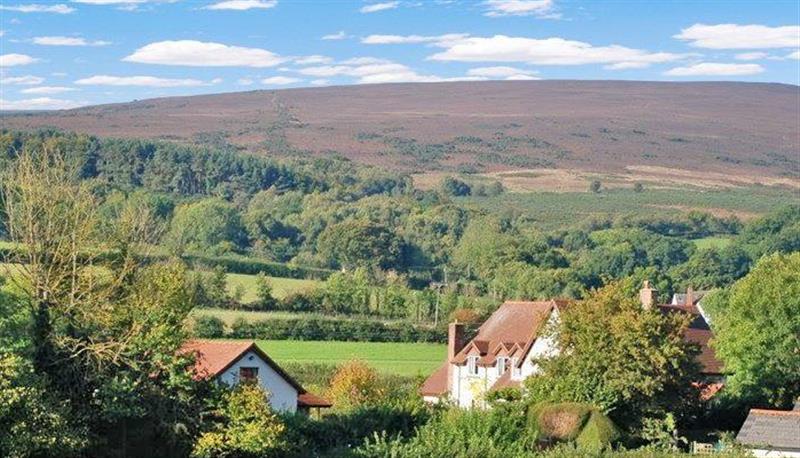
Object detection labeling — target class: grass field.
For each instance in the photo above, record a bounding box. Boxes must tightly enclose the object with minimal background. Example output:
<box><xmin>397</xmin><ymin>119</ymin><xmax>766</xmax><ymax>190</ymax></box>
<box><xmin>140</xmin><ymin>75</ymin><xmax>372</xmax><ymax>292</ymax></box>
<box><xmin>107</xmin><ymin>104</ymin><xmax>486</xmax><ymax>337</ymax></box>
<box><xmin>223</xmin><ymin>272</ymin><xmax>322</xmax><ymax>302</ymax></box>
<box><xmin>692</xmin><ymin>236</ymin><xmax>733</xmax><ymax>250</ymax></box>
<box><xmin>256</xmin><ymin>340</ymin><xmax>446</xmax><ymax>377</ymax></box>
<box><xmin>460</xmin><ymin>186</ymin><xmax>794</xmax><ymax>230</ymax></box>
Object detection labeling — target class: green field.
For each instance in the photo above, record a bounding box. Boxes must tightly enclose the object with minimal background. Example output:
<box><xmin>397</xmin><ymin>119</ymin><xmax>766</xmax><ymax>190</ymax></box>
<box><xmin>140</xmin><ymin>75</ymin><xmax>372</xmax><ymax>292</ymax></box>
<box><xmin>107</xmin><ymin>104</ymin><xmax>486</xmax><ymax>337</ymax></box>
<box><xmin>256</xmin><ymin>340</ymin><xmax>446</xmax><ymax>377</ymax></box>
<box><xmin>692</xmin><ymin>236</ymin><xmax>733</xmax><ymax>250</ymax></box>
<box><xmin>460</xmin><ymin>186</ymin><xmax>795</xmax><ymax>230</ymax></box>
<box><xmin>224</xmin><ymin>272</ymin><xmax>322</xmax><ymax>302</ymax></box>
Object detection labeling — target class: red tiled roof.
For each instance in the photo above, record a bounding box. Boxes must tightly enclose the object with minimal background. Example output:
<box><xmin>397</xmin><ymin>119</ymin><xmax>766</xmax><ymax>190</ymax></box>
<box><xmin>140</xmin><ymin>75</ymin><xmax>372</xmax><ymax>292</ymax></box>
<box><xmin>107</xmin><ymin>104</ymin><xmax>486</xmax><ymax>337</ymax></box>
<box><xmin>298</xmin><ymin>392</ymin><xmax>333</xmax><ymax>408</ymax></box>
<box><xmin>657</xmin><ymin>304</ymin><xmax>723</xmax><ymax>375</ymax></box>
<box><xmin>490</xmin><ymin>370</ymin><xmax>521</xmax><ymax>392</ymax></box>
<box><xmin>419</xmin><ymin>362</ymin><xmax>448</xmax><ymax>396</ymax></box>
<box><xmin>180</xmin><ymin>339</ymin><xmax>331</xmax><ymax>408</ymax></box>
<box><xmin>452</xmin><ymin>300</ymin><xmax>561</xmax><ymax>366</ymax></box>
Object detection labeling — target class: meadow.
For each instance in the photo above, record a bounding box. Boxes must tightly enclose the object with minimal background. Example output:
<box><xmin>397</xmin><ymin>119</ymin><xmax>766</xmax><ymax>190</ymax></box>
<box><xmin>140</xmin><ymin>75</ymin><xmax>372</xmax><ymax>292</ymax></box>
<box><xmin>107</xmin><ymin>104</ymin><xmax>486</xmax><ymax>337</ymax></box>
<box><xmin>256</xmin><ymin>339</ymin><xmax>446</xmax><ymax>377</ymax></box>
<box><xmin>459</xmin><ymin>186</ymin><xmax>797</xmax><ymax>231</ymax></box>
<box><xmin>223</xmin><ymin>272</ymin><xmax>322</xmax><ymax>302</ymax></box>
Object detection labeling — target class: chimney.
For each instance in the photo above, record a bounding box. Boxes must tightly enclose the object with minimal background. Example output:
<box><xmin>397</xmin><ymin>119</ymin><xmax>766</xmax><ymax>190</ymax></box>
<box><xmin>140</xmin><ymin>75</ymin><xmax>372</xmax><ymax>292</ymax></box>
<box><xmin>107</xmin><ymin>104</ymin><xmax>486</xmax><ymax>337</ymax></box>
<box><xmin>685</xmin><ymin>286</ymin><xmax>694</xmax><ymax>307</ymax></box>
<box><xmin>448</xmin><ymin>322</ymin><xmax>466</xmax><ymax>362</ymax></box>
<box><xmin>639</xmin><ymin>280</ymin><xmax>657</xmax><ymax>310</ymax></box>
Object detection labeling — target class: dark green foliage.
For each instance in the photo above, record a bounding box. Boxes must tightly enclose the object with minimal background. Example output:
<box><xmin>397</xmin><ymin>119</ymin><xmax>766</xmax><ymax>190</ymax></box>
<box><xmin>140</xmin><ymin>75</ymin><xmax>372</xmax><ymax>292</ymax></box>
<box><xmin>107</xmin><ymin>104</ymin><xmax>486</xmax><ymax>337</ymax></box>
<box><xmin>736</xmin><ymin>205</ymin><xmax>800</xmax><ymax>259</ymax></box>
<box><xmin>193</xmin><ymin>316</ymin><xmax>225</xmax><ymax>338</ymax></box>
<box><xmin>168</xmin><ymin>198</ymin><xmax>248</xmax><ymax>254</ymax></box>
<box><xmin>590</xmin><ymin>180</ymin><xmax>602</xmax><ymax>193</ymax></box>
<box><xmin>441</xmin><ymin>176</ymin><xmax>472</xmax><ymax>197</ymax></box>
<box><xmin>229</xmin><ymin>316</ymin><xmax>444</xmax><ymax>343</ymax></box>
<box><xmin>317</xmin><ymin>220</ymin><xmax>404</xmax><ymax>270</ymax></box>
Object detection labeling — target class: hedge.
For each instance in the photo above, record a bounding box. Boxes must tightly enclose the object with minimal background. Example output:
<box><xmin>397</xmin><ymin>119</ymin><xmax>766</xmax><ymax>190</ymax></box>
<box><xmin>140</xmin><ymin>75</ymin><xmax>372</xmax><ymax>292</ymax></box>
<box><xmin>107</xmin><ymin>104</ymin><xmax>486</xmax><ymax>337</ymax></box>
<box><xmin>227</xmin><ymin>316</ymin><xmax>445</xmax><ymax>343</ymax></box>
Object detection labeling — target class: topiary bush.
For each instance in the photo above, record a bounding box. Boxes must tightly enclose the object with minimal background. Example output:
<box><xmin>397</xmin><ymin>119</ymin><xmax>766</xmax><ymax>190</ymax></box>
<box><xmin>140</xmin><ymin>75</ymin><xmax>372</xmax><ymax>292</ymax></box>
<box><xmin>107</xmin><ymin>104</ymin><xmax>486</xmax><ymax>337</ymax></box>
<box><xmin>528</xmin><ymin>402</ymin><xmax>620</xmax><ymax>452</ymax></box>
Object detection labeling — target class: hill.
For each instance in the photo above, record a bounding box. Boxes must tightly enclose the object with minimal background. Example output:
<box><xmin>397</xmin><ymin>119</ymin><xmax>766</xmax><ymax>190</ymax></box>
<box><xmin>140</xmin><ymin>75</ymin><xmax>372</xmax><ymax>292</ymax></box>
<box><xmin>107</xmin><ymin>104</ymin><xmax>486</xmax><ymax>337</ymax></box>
<box><xmin>2</xmin><ymin>81</ymin><xmax>798</xmax><ymax>189</ymax></box>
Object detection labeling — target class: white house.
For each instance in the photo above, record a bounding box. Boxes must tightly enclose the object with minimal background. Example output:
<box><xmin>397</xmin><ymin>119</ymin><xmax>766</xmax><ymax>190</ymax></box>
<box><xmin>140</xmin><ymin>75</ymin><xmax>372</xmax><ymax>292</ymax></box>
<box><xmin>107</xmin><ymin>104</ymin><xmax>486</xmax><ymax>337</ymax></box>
<box><xmin>736</xmin><ymin>402</ymin><xmax>800</xmax><ymax>457</ymax></box>
<box><xmin>421</xmin><ymin>284</ymin><xmax>723</xmax><ymax>408</ymax></box>
<box><xmin>181</xmin><ymin>339</ymin><xmax>331</xmax><ymax>413</ymax></box>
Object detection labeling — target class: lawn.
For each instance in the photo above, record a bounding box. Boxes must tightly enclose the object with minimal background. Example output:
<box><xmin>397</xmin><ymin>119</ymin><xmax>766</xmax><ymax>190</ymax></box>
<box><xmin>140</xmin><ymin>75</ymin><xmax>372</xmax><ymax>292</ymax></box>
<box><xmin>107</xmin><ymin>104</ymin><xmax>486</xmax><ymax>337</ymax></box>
<box><xmin>224</xmin><ymin>272</ymin><xmax>322</xmax><ymax>302</ymax></box>
<box><xmin>256</xmin><ymin>340</ymin><xmax>446</xmax><ymax>377</ymax></box>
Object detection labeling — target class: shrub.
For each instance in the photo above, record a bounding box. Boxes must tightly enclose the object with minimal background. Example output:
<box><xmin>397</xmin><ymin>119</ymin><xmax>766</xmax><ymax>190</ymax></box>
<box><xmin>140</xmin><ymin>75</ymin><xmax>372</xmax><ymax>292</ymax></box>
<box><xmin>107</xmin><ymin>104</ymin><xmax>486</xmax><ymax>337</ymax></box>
<box><xmin>228</xmin><ymin>316</ymin><xmax>444</xmax><ymax>343</ymax></box>
<box><xmin>193</xmin><ymin>316</ymin><xmax>225</xmax><ymax>338</ymax></box>
<box><xmin>326</xmin><ymin>360</ymin><xmax>386</xmax><ymax>410</ymax></box>
<box><xmin>528</xmin><ymin>402</ymin><xmax>620</xmax><ymax>452</ymax></box>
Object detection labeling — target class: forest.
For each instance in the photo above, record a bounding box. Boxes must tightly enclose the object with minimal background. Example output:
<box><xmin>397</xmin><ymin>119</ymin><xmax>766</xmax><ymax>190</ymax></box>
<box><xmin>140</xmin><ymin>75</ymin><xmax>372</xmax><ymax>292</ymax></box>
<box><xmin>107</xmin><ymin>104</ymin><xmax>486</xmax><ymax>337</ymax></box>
<box><xmin>0</xmin><ymin>129</ymin><xmax>798</xmax><ymax>457</ymax></box>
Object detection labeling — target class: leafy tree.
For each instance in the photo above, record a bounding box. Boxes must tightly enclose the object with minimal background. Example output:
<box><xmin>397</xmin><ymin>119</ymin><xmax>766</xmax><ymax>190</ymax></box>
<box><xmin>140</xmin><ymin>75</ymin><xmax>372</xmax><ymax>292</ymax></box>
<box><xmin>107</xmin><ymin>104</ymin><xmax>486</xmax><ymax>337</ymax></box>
<box><xmin>168</xmin><ymin>198</ymin><xmax>248</xmax><ymax>254</ymax></box>
<box><xmin>255</xmin><ymin>272</ymin><xmax>278</xmax><ymax>310</ymax></box>
<box><xmin>524</xmin><ymin>281</ymin><xmax>700</xmax><ymax>427</ymax></box>
<box><xmin>192</xmin><ymin>384</ymin><xmax>287</xmax><ymax>458</ymax></box>
<box><xmin>194</xmin><ymin>316</ymin><xmax>226</xmax><ymax>338</ymax></box>
<box><xmin>440</xmin><ymin>176</ymin><xmax>471</xmax><ymax>197</ymax></box>
<box><xmin>589</xmin><ymin>180</ymin><xmax>602</xmax><ymax>193</ymax></box>
<box><xmin>326</xmin><ymin>360</ymin><xmax>386</xmax><ymax>410</ymax></box>
<box><xmin>633</xmin><ymin>182</ymin><xmax>645</xmax><ymax>193</ymax></box>
<box><xmin>705</xmin><ymin>252</ymin><xmax>800</xmax><ymax>407</ymax></box>
<box><xmin>316</xmin><ymin>220</ymin><xmax>404</xmax><ymax>270</ymax></box>
<box><xmin>669</xmin><ymin>245</ymin><xmax>751</xmax><ymax>290</ymax></box>
<box><xmin>737</xmin><ymin>205</ymin><xmax>800</xmax><ymax>259</ymax></box>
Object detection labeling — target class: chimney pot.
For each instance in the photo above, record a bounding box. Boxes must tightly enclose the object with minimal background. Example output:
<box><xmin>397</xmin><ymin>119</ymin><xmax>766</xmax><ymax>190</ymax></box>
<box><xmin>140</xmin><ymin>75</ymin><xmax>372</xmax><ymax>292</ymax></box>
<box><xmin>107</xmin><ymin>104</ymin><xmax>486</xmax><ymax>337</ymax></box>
<box><xmin>685</xmin><ymin>286</ymin><xmax>694</xmax><ymax>307</ymax></box>
<box><xmin>640</xmin><ymin>280</ymin><xmax>657</xmax><ymax>309</ymax></box>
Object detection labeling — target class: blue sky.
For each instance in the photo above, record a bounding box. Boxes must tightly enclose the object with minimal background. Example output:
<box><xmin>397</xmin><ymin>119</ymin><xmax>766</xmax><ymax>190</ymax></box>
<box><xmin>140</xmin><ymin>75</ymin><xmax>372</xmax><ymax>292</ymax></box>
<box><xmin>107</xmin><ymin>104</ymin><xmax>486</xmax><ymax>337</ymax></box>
<box><xmin>1</xmin><ymin>0</ymin><xmax>798</xmax><ymax>110</ymax></box>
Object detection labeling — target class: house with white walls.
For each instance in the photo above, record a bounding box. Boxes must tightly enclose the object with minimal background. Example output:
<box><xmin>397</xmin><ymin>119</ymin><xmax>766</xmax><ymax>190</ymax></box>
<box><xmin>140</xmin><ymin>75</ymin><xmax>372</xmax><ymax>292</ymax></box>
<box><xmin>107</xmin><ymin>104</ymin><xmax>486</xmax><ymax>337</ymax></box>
<box><xmin>736</xmin><ymin>401</ymin><xmax>800</xmax><ymax>457</ymax></box>
<box><xmin>181</xmin><ymin>339</ymin><xmax>331</xmax><ymax>414</ymax></box>
<box><xmin>420</xmin><ymin>284</ymin><xmax>723</xmax><ymax>408</ymax></box>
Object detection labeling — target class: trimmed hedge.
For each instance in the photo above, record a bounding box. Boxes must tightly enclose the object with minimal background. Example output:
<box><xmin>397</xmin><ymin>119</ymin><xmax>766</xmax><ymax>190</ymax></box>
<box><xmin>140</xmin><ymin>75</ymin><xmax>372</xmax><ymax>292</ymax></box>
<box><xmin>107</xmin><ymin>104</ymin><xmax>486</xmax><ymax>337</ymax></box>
<box><xmin>182</xmin><ymin>253</ymin><xmax>333</xmax><ymax>280</ymax></box>
<box><xmin>228</xmin><ymin>316</ymin><xmax>445</xmax><ymax>343</ymax></box>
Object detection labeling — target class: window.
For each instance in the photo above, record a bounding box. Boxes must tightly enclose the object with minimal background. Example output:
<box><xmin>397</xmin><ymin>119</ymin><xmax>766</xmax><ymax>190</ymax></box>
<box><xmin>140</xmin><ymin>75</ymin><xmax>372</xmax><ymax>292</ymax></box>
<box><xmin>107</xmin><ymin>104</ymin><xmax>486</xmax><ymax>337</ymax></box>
<box><xmin>239</xmin><ymin>367</ymin><xmax>259</xmax><ymax>383</ymax></box>
<box><xmin>496</xmin><ymin>357</ymin><xmax>508</xmax><ymax>376</ymax></box>
<box><xmin>467</xmin><ymin>356</ymin><xmax>479</xmax><ymax>376</ymax></box>
<box><xmin>511</xmin><ymin>357</ymin><xmax>521</xmax><ymax>378</ymax></box>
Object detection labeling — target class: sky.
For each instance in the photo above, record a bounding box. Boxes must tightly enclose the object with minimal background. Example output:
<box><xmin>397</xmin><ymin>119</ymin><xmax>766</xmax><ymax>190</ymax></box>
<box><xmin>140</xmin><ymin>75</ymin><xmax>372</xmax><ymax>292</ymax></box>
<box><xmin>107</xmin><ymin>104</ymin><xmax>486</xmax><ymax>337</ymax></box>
<box><xmin>0</xmin><ymin>0</ymin><xmax>798</xmax><ymax>110</ymax></box>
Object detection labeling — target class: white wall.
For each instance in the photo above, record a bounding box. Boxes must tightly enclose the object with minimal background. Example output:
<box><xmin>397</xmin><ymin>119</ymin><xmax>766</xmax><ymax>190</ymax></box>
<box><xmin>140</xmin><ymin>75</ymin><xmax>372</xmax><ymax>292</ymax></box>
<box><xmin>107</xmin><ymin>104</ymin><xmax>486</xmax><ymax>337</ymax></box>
<box><xmin>217</xmin><ymin>350</ymin><xmax>299</xmax><ymax>413</ymax></box>
<box><xmin>518</xmin><ymin>309</ymin><xmax>560</xmax><ymax>380</ymax></box>
<box><xmin>752</xmin><ymin>449</ymin><xmax>800</xmax><ymax>457</ymax></box>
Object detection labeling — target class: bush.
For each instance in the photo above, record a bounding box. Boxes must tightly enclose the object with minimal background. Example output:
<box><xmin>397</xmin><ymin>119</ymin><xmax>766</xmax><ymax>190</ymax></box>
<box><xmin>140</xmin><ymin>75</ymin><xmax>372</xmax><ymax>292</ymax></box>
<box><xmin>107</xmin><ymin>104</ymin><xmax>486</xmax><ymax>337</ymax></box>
<box><xmin>528</xmin><ymin>402</ymin><xmax>619</xmax><ymax>452</ymax></box>
<box><xmin>193</xmin><ymin>316</ymin><xmax>226</xmax><ymax>338</ymax></box>
<box><xmin>228</xmin><ymin>316</ymin><xmax>444</xmax><ymax>343</ymax></box>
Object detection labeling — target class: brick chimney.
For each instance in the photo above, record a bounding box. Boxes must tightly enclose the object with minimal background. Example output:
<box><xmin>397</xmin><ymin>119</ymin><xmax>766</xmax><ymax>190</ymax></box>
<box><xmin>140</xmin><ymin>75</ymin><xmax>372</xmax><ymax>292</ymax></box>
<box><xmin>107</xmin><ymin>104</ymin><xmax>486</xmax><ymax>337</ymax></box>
<box><xmin>447</xmin><ymin>322</ymin><xmax>466</xmax><ymax>395</ymax></box>
<box><xmin>639</xmin><ymin>280</ymin><xmax>657</xmax><ymax>309</ymax></box>
<box><xmin>448</xmin><ymin>322</ymin><xmax>466</xmax><ymax>362</ymax></box>
<box><xmin>685</xmin><ymin>286</ymin><xmax>694</xmax><ymax>307</ymax></box>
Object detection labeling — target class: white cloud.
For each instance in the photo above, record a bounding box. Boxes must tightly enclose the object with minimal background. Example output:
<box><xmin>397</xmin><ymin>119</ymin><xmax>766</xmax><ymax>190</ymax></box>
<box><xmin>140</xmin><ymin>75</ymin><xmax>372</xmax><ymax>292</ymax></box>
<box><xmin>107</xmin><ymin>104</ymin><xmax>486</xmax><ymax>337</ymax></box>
<box><xmin>294</xmin><ymin>55</ymin><xmax>333</xmax><ymax>65</ymax></box>
<box><xmin>296</xmin><ymin>60</ymin><xmax>480</xmax><ymax>84</ymax></box>
<box><xmin>322</xmin><ymin>30</ymin><xmax>348</xmax><ymax>40</ymax></box>
<box><xmin>360</xmin><ymin>1</ymin><xmax>398</xmax><ymax>13</ymax></box>
<box><xmin>124</xmin><ymin>40</ymin><xmax>285</xmax><ymax>67</ymax></box>
<box><xmin>0</xmin><ymin>97</ymin><xmax>84</xmax><ymax>110</ymax></box>
<box><xmin>428</xmin><ymin>35</ymin><xmax>686</xmax><ymax>67</ymax></box>
<box><xmin>0</xmin><ymin>4</ymin><xmax>75</xmax><ymax>13</ymax></box>
<box><xmin>466</xmin><ymin>66</ymin><xmax>540</xmax><ymax>80</ymax></box>
<box><xmin>664</xmin><ymin>62</ymin><xmax>764</xmax><ymax>76</ymax></box>
<box><xmin>786</xmin><ymin>50</ymin><xmax>800</xmax><ymax>60</ymax></box>
<box><xmin>237</xmin><ymin>78</ymin><xmax>254</xmax><ymax>85</ymax></box>
<box><xmin>0</xmin><ymin>75</ymin><xmax>45</xmax><ymax>85</ymax></box>
<box><xmin>675</xmin><ymin>24</ymin><xmax>800</xmax><ymax>49</ymax></box>
<box><xmin>483</xmin><ymin>0</ymin><xmax>557</xmax><ymax>18</ymax></box>
<box><xmin>0</xmin><ymin>30</ymin><xmax>5</xmax><ymax>37</ymax></box>
<box><xmin>362</xmin><ymin>33</ymin><xmax>468</xmax><ymax>45</ymax></box>
<box><xmin>261</xmin><ymin>76</ymin><xmax>301</xmax><ymax>85</ymax></box>
<box><xmin>203</xmin><ymin>0</ymin><xmax>277</xmax><ymax>10</ymax></box>
<box><xmin>0</xmin><ymin>54</ymin><xmax>39</xmax><ymax>67</ymax></box>
<box><xmin>310</xmin><ymin>79</ymin><xmax>330</xmax><ymax>86</ymax></box>
<box><xmin>33</xmin><ymin>36</ymin><xmax>111</xmax><ymax>46</ymax></box>
<box><xmin>734</xmin><ymin>52</ymin><xmax>768</xmax><ymax>61</ymax></box>
<box><xmin>604</xmin><ymin>61</ymin><xmax>650</xmax><ymax>70</ymax></box>
<box><xmin>210</xmin><ymin>77</ymin><xmax>223</xmax><ymax>84</ymax></box>
<box><xmin>20</xmin><ymin>86</ymin><xmax>76</xmax><ymax>94</ymax></box>
<box><xmin>75</xmin><ymin>75</ymin><xmax>208</xmax><ymax>87</ymax></box>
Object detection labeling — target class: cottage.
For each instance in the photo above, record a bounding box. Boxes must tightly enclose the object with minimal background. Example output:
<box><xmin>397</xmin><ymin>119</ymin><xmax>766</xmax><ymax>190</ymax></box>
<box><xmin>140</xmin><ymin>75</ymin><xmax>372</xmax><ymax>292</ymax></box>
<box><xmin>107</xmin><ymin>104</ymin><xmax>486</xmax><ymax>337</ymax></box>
<box><xmin>181</xmin><ymin>339</ymin><xmax>331</xmax><ymax>414</ymax></box>
<box><xmin>421</xmin><ymin>283</ymin><xmax>723</xmax><ymax>408</ymax></box>
<box><xmin>736</xmin><ymin>402</ymin><xmax>800</xmax><ymax>457</ymax></box>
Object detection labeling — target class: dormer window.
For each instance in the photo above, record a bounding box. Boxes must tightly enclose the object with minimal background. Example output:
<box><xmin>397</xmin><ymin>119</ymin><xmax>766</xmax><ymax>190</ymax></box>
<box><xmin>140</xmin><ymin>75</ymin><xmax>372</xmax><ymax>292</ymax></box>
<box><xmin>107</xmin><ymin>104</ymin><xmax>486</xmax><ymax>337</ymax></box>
<box><xmin>467</xmin><ymin>356</ymin><xmax>479</xmax><ymax>376</ymax></box>
<box><xmin>496</xmin><ymin>357</ymin><xmax>509</xmax><ymax>376</ymax></box>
